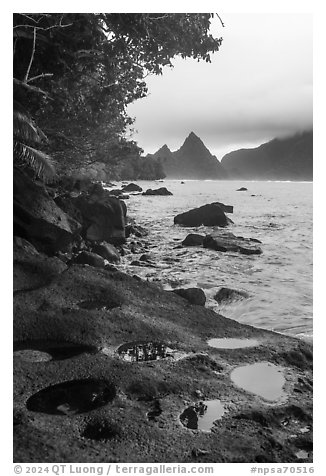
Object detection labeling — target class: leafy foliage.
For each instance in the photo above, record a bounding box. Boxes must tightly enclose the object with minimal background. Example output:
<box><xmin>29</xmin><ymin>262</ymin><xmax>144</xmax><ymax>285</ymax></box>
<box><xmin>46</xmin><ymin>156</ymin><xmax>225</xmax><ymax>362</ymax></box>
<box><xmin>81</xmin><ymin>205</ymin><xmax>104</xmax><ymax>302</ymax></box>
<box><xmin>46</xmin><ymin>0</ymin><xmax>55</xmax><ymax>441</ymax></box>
<box><xmin>13</xmin><ymin>103</ymin><xmax>56</xmax><ymax>182</ymax></box>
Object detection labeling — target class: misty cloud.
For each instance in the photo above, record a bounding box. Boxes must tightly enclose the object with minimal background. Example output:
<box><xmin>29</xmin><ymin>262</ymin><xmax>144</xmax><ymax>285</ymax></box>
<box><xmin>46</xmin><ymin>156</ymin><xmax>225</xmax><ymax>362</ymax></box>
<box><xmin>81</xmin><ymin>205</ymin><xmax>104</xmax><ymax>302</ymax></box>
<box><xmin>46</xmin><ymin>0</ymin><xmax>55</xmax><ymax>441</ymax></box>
<box><xmin>127</xmin><ymin>13</ymin><xmax>312</xmax><ymax>159</ymax></box>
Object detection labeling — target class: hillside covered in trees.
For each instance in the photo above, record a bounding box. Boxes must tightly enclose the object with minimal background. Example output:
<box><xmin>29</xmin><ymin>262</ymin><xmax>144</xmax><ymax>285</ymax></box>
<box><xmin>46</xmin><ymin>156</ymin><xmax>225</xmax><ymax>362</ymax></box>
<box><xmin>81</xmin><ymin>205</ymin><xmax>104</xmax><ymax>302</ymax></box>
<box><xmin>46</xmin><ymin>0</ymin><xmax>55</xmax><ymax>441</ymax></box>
<box><xmin>13</xmin><ymin>13</ymin><xmax>223</xmax><ymax>182</ymax></box>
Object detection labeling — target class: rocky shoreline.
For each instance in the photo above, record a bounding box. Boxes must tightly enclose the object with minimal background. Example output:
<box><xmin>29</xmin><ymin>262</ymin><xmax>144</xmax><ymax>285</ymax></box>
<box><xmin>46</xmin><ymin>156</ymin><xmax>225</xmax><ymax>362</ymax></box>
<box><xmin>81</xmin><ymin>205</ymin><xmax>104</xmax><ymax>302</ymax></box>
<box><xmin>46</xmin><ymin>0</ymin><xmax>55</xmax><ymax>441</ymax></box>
<box><xmin>13</xmin><ymin>176</ymin><xmax>313</xmax><ymax>463</ymax></box>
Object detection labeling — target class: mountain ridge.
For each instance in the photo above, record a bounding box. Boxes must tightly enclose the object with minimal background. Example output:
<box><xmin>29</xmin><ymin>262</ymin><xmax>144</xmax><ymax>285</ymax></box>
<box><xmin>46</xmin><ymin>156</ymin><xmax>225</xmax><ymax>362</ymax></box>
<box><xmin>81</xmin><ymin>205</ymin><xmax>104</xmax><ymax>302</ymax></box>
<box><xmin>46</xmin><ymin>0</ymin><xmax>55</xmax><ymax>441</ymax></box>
<box><xmin>147</xmin><ymin>130</ymin><xmax>313</xmax><ymax>181</ymax></box>
<box><xmin>221</xmin><ymin>130</ymin><xmax>313</xmax><ymax>180</ymax></box>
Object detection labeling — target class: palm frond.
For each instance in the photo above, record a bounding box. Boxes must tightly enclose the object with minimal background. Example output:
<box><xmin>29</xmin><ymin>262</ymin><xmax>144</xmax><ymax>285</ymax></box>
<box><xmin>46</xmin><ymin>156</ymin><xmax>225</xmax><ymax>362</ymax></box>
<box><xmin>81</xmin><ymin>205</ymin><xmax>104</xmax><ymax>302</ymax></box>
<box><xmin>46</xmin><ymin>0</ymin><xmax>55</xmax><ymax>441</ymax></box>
<box><xmin>14</xmin><ymin>140</ymin><xmax>56</xmax><ymax>182</ymax></box>
<box><xmin>13</xmin><ymin>109</ymin><xmax>48</xmax><ymax>144</ymax></box>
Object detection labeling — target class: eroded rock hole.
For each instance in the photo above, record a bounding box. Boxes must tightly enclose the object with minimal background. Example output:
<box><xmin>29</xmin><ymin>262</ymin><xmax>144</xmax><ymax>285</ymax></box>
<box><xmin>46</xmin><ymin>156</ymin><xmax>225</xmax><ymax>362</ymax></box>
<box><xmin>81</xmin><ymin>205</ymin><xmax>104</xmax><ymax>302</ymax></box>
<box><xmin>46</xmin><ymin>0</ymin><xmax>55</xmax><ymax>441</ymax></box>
<box><xmin>180</xmin><ymin>400</ymin><xmax>225</xmax><ymax>432</ymax></box>
<box><xmin>26</xmin><ymin>378</ymin><xmax>116</xmax><ymax>415</ymax></box>
<box><xmin>230</xmin><ymin>362</ymin><xmax>286</xmax><ymax>402</ymax></box>
<box><xmin>14</xmin><ymin>340</ymin><xmax>98</xmax><ymax>361</ymax></box>
<box><xmin>117</xmin><ymin>341</ymin><xmax>171</xmax><ymax>362</ymax></box>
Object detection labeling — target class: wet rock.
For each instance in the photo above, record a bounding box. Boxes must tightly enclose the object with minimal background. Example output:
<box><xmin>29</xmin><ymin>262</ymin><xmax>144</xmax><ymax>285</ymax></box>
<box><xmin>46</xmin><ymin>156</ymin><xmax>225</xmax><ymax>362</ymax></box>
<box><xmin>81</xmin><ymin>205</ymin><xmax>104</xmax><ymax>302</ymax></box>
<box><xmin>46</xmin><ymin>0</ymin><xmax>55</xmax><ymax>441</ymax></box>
<box><xmin>236</xmin><ymin>187</ymin><xmax>248</xmax><ymax>191</ymax></box>
<box><xmin>14</xmin><ymin>169</ymin><xmax>82</xmax><ymax>254</ymax></box>
<box><xmin>142</xmin><ymin>187</ymin><xmax>173</xmax><ymax>196</ymax></box>
<box><xmin>203</xmin><ymin>232</ymin><xmax>262</xmax><ymax>255</ymax></box>
<box><xmin>214</xmin><ymin>287</ymin><xmax>250</xmax><ymax>304</ymax></box>
<box><xmin>72</xmin><ymin>251</ymin><xmax>105</xmax><ymax>268</ymax></box>
<box><xmin>172</xmin><ymin>288</ymin><xmax>206</xmax><ymax>306</ymax></box>
<box><xmin>91</xmin><ymin>242</ymin><xmax>120</xmax><ymax>263</ymax></box>
<box><xmin>26</xmin><ymin>378</ymin><xmax>116</xmax><ymax>415</ymax></box>
<box><xmin>139</xmin><ymin>253</ymin><xmax>155</xmax><ymax>263</ymax></box>
<box><xmin>174</xmin><ymin>203</ymin><xmax>232</xmax><ymax>227</ymax></box>
<box><xmin>122</xmin><ymin>183</ymin><xmax>143</xmax><ymax>192</ymax></box>
<box><xmin>182</xmin><ymin>234</ymin><xmax>205</xmax><ymax>247</ymax></box>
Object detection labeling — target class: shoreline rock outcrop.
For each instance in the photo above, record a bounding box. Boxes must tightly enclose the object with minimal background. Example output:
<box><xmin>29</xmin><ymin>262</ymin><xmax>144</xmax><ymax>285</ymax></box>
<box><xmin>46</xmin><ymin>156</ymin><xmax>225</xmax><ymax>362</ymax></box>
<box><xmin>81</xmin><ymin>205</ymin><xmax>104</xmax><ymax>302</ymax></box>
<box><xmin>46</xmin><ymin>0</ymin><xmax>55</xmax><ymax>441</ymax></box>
<box><xmin>174</xmin><ymin>202</ymin><xmax>233</xmax><ymax>227</ymax></box>
<box><xmin>13</xmin><ymin>173</ymin><xmax>312</xmax><ymax>464</ymax></box>
<box><xmin>203</xmin><ymin>232</ymin><xmax>263</xmax><ymax>255</ymax></box>
<box><xmin>14</xmin><ymin>247</ymin><xmax>313</xmax><ymax>463</ymax></box>
<box><xmin>142</xmin><ymin>187</ymin><xmax>173</xmax><ymax>196</ymax></box>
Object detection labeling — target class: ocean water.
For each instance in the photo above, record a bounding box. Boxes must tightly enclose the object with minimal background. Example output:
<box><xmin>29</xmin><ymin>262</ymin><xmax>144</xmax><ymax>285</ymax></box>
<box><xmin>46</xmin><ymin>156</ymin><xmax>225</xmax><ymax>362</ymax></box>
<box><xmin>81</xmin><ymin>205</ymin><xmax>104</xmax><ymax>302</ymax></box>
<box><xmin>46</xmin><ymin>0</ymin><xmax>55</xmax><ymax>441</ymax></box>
<box><xmin>114</xmin><ymin>180</ymin><xmax>313</xmax><ymax>341</ymax></box>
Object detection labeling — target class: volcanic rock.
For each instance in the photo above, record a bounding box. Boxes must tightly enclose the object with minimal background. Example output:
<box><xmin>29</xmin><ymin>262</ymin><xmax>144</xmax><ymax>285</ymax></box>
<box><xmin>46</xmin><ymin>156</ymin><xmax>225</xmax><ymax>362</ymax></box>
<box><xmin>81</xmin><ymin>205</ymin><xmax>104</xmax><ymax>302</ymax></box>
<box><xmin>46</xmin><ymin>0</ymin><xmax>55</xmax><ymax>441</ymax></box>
<box><xmin>91</xmin><ymin>242</ymin><xmax>120</xmax><ymax>263</ymax></box>
<box><xmin>214</xmin><ymin>287</ymin><xmax>250</xmax><ymax>304</ymax></box>
<box><xmin>72</xmin><ymin>251</ymin><xmax>105</xmax><ymax>268</ymax></box>
<box><xmin>203</xmin><ymin>232</ymin><xmax>262</xmax><ymax>255</ymax></box>
<box><xmin>14</xmin><ymin>169</ymin><xmax>82</xmax><ymax>254</ymax></box>
<box><xmin>172</xmin><ymin>288</ymin><xmax>206</xmax><ymax>306</ymax></box>
<box><xmin>142</xmin><ymin>187</ymin><xmax>173</xmax><ymax>196</ymax></box>
<box><xmin>122</xmin><ymin>183</ymin><xmax>143</xmax><ymax>192</ymax></box>
<box><xmin>182</xmin><ymin>234</ymin><xmax>205</xmax><ymax>247</ymax></box>
<box><xmin>174</xmin><ymin>203</ymin><xmax>231</xmax><ymax>227</ymax></box>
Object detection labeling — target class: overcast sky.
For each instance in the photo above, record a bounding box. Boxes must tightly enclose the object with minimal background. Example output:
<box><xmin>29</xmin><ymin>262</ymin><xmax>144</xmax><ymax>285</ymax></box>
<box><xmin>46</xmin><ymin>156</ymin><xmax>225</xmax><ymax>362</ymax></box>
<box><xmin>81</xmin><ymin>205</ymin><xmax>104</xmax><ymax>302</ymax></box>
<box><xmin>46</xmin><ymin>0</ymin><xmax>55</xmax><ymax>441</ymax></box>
<box><xmin>127</xmin><ymin>13</ymin><xmax>312</xmax><ymax>160</ymax></box>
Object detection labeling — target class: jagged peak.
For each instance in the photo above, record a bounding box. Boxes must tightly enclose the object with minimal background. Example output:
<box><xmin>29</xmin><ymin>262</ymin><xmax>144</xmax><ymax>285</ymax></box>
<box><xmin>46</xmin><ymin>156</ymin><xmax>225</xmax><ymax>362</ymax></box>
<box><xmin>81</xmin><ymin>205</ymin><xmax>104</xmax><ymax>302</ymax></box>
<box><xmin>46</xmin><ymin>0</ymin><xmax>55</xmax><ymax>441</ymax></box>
<box><xmin>160</xmin><ymin>144</ymin><xmax>172</xmax><ymax>152</ymax></box>
<box><xmin>186</xmin><ymin>131</ymin><xmax>201</xmax><ymax>141</ymax></box>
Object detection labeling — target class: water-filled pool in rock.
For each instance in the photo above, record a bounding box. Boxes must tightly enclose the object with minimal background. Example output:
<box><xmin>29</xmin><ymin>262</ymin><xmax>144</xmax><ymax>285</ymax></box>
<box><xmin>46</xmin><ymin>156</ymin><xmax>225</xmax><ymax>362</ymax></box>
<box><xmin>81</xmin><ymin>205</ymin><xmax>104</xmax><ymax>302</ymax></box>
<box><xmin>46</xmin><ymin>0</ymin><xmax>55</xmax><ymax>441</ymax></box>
<box><xmin>230</xmin><ymin>362</ymin><xmax>286</xmax><ymax>402</ymax></box>
<box><xmin>26</xmin><ymin>378</ymin><xmax>116</xmax><ymax>415</ymax></box>
<box><xmin>117</xmin><ymin>341</ymin><xmax>170</xmax><ymax>362</ymax></box>
<box><xmin>207</xmin><ymin>337</ymin><xmax>260</xmax><ymax>349</ymax></box>
<box><xmin>180</xmin><ymin>400</ymin><xmax>225</xmax><ymax>431</ymax></box>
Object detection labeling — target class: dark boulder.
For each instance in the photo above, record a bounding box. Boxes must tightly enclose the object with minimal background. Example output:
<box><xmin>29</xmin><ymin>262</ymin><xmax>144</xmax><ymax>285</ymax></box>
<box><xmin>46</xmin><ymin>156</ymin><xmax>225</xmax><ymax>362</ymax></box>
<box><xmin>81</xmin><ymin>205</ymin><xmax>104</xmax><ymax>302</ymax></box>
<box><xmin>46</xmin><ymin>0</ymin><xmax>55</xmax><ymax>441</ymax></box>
<box><xmin>58</xmin><ymin>191</ymin><xmax>126</xmax><ymax>245</ymax></box>
<box><xmin>182</xmin><ymin>234</ymin><xmax>205</xmax><ymax>247</ymax></box>
<box><xmin>203</xmin><ymin>232</ymin><xmax>262</xmax><ymax>255</ymax></box>
<box><xmin>142</xmin><ymin>187</ymin><xmax>173</xmax><ymax>196</ymax></box>
<box><xmin>14</xmin><ymin>169</ymin><xmax>82</xmax><ymax>254</ymax></box>
<box><xmin>122</xmin><ymin>183</ymin><xmax>143</xmax><ymax>192</ymax></box>
<box><xmin>72</xmin><ymin>251</ymin><xmax>105</xmax><ymax>268</ymax></box>
<box><xmin>214</xmin><ymin>287</ymin><xmax>250</xmax><ymax>304</ymax></box>
<box><xmin>91</xmin><ymin>242</ymin><xmax>120</xmax><ymax>263</ymax></box>
<box><xmin>236</xmin><ymin>187</ymin><xmax>248</xmax><ymax>191</ymax></box>
<box><xmin>174</xmin><ymin>203</ymin><xmax>232</xmax><ymax>227</ymax></box>
<box><xmin>172</xmin><ymin>288</ymin><xmax>206</xmax><ymax>306</ymax></box>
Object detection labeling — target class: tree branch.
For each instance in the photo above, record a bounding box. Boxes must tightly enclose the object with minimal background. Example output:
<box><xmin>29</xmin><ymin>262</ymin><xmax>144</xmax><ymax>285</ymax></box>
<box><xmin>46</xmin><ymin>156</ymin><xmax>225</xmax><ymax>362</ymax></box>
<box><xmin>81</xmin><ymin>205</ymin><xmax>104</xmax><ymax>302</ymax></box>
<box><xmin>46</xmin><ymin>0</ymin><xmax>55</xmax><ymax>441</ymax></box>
<box><xmin>13</xmin><ymin>77</ymin><xmax>52</xmax><ymax>98</ymax></box>
<box><xmin>27</xmin><ymin>73</ymin><xmax>54</xmax><ymax>83</ymax></box>
<box><xmin>215</xmin><ymin>13</ymin><xmax>225</xmax><ymax>28</ymax></box>
<box><xmin>24</xmin><ymin>27</ymin><xmax>36</xmax><ymax>82</ymax></box>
